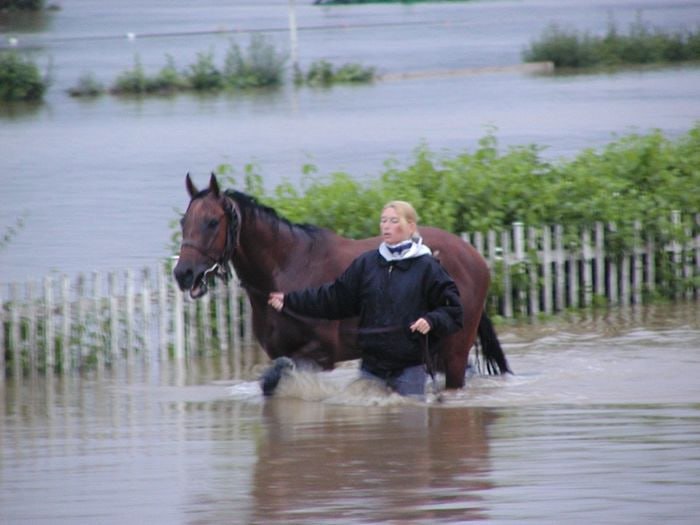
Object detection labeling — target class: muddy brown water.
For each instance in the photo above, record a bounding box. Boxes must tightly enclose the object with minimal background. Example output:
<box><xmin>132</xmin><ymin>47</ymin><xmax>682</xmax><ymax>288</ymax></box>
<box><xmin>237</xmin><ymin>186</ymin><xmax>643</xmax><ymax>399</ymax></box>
<box><xmin>1</xmin><ymin>303</ymin><xmax>699</xmax><ymax>524</ymax></box>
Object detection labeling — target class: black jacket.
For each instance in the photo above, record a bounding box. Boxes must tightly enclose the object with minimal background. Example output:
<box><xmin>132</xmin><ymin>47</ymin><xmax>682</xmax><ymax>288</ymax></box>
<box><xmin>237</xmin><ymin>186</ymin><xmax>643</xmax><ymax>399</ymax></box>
<box><xmin>284</xmin><ymin>249</ymin><xmax>464</xmax><ymax>376</ymax></box>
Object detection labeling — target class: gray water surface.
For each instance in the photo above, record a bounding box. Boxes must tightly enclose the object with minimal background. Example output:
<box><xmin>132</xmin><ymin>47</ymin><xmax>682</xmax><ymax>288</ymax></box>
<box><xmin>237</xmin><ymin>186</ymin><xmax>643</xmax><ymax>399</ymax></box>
<box><xmin>2</xmin><ymin>0</ymin><xmax>700</xmax><ymax>284</ymax></box>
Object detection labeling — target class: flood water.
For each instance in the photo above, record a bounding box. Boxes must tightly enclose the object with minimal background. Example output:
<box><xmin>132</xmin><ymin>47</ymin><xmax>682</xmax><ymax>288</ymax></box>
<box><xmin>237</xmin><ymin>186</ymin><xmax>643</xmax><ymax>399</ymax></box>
<box><xmin>2</xmin><ymin>0</ymin><xmax>700</xmax><ymax>283</ymax></box>
<box><xmin>1</xmin><ymin>303</ymin><xmax>699</xmax><ymax>524</ymax></box>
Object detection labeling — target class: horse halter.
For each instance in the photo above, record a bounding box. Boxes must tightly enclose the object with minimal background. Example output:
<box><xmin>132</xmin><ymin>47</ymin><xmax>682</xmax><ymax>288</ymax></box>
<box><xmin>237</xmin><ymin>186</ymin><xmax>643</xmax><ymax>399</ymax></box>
<box><xmin>180</xmin><ymin>196</ymin><xmax>239</xmax><ymax>286</ymax></box>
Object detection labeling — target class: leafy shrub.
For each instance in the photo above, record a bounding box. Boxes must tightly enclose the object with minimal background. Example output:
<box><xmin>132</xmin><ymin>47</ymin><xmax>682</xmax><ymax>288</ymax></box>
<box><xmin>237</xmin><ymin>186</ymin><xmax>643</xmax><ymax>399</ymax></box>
<box><xmin>304</xmin><ymin>60</ymin><xmax>375</xmax><ymax>86</ymax></box>
<box><xmin>149</xmin><ymin>55</ymin><xmax>187</xmax><ymax>93</ymax></box>
<box><xmin>0</xmin><ymin>0</ymin><xmax>44</xmax><ymax>9</ymax></box>
<box><xmin>223</xmin><ymin>35</ymin><xmax>287</xmax><ymax>88</ymax></box>
<box><xmin>110</xmin><ymin>56</ymin><xmax>150</xmax><ymax>95</ymax></box>
<box><xmin>523</xmin><ymin>19</ymin><xmax>700</xmax><ymax>68</ymax></box>
<box><xmin>247</xmin><ymin>126</ymin><xmax>700</xmax><ymax>256</ymax></box>
<box><xmin>67</xmin><ymin>72</ymin><xmax>104</xmax><ymax>97</ymax></box>
<box><xmin>0</xmin><ymin>52</ymin><xmax>47</xmax><ymax>101</ymax></box>
<box><xmin>185</xmin><ymin>51</ymin><xmax>223</xmax><ymax>91</ymax></box>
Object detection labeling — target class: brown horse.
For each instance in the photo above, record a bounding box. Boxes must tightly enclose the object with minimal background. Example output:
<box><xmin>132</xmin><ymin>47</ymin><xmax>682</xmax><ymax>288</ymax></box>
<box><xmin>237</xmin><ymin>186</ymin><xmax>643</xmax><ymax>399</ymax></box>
<box><xmin>173</xmin><ymin>174</ymin><xmax>510</xmax><ymax>388</ymax></box>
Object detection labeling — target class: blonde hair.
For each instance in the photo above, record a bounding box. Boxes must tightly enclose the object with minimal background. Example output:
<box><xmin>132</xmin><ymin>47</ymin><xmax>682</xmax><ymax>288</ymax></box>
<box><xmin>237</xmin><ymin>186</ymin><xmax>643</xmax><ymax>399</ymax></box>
<box><xmin>382</xmin><ymin>200</ymin><xmax>420</xmax><ymax>239</ymax></box>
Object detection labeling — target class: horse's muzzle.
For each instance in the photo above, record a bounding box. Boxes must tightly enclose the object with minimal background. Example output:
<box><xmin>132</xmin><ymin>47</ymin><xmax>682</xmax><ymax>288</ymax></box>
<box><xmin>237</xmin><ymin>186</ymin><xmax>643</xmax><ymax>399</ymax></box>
<box><xmin>173</xmin><ymin>259</ymin><xmax>209</xmax><ymax>299</ymax></box>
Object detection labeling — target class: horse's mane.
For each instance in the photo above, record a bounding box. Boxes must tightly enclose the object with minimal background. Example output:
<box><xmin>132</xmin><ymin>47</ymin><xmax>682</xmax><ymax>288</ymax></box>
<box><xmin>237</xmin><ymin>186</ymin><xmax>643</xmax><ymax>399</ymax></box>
<box><xmin>223</xmin><ymin>189</ymin><xmax>323</xmax><ymax>238</ymax></box>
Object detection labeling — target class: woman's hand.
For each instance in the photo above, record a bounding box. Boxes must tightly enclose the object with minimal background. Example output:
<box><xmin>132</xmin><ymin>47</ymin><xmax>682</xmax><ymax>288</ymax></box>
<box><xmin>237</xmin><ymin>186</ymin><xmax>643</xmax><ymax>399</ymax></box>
<box><xmin>409</xmin><ymin>317</ymin><xmax>431</xmax><ymax>335</ymax></box>
<box><xmin>268</xmin><ymin>292</ymin><xmax>285</xmax><ymax>312</ymax></box>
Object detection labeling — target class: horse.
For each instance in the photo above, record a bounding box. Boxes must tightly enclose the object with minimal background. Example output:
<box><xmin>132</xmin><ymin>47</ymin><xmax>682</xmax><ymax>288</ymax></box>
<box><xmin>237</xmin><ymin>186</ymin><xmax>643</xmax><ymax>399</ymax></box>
<box><xmin>173</xmin><ymin>173</ymin><xmax>510</xmax><ymax>389</ymax></box>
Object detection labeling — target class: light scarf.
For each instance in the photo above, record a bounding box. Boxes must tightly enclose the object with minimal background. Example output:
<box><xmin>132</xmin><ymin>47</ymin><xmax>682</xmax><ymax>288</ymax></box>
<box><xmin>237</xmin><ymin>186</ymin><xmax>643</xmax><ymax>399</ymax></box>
<box><xmin>379</xmin><ymin>236</ymin><xmax>432</xmax><ymax>262</ymax></box>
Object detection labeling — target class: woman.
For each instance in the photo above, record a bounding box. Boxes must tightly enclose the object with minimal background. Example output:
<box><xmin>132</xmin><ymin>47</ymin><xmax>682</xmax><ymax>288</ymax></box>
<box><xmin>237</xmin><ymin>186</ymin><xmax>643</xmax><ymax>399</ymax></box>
<box><xmin>268</xmin><ymin>201</ymin><xmax>463</xmax><ymax>396</ymax></box>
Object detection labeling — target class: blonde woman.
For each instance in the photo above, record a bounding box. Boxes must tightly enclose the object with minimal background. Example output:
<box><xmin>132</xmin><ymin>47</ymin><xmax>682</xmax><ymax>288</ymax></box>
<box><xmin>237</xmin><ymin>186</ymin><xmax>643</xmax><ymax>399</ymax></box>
<box><xmin>268</xmin><ymin>201</ymin><xmax>463</xmax><ymax>396</ymax></box>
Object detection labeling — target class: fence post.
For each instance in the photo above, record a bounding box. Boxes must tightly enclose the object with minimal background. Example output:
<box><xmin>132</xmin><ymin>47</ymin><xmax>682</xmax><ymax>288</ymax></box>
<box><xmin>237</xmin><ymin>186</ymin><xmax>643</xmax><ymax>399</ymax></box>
<box><xmin>595</xmin><ymin>222</ymin><xmax>605</xmax><ymax>299</ymax></box>
<box><xmin>92</xmin><ymin>272</ymin><xmax>104</xmax><ymax>370</ymax></box>
<box><xmin>157</xmin><ymin>264</ymin><xmax>168</xmax><ymax>360</ymax></box>
<box><xmin>27</xmin><ymin>282</ymin><xmax>37</xmax><ymax>370</ymax></box>
<box><xmin>243</xmin><ymin>291</ymin><xmax>253</xmax><ymax>347</ymax></box>
<box><xmin>44</xmin><ymin>277</ymin><xmax>55</xmax><ymax>370</ymax></box>
<box><xmin>582</xmin><ymin>228</ymin><xmax>592</xmax><ymax>307</ymax></box>
<box><xmin>61</xmin><ymin>275</ymin><xmax>70</xmax><ymax>373</ymax></box>
<box><xmin>528</xmin><ymin>226</ymin><xmax>539</xmax><ymax>316</ymax></box>
<box><xmin>126</xmin><ymin>269</ymin><xmax>135</xmax><ymax>364</ymax></box>
<box><xmin>141</xmin><ymin>268</ymin><xmax>152</xmax><ymax>362</ymax></box>
<box><xmin>174</xmin><ymin>281</ymin><xmax>185</xmax><ymax>360</ymax></box>
<box><xmin>501</xmin><ymin>229</ymin><xmax>513</xmax><ymax>318</ymax></box>
<box><xmin>229</xmin><ymin>276</ymin><xmax>240</xmax><ymax>350</ymax></box>
<box><xmin>487</xmin><ymin>229</ymin><xmax>499</xmax><ymax>313</ymax></box>
<box><xmin>633</xmin><ymin>221</ymin><xmax>643</xmax><ymax>305</ymax></box>
<box><xmin>554</xmin><ymin>224</ymin><xmax>565</xmax><ymax>311</ymax></box>
<box><xmin>607</xmin><ymin>223</ymin><xmax>619</xmax><ymax>305</ymax></box>
<box><xmin>108</xmin><ymin>272</ymin><xmax>118</xmax><ymax>362</ymax></box>
<box><xmin>567</xmin><ymin>233</ymin><xmax>579</xmax><ymax>309</ymax></box>
<box><xmin>683</xmin><ymin>215</ymin><xmax>693</xmax><ymax>299</ymax></box>
<box><xmin>542</xmin><ymin>225</ymin><xmax>553</xmax><ymax>314</ymax></box>
<box><xmin>215</xmin><ymin>284</ymin><xmax>227</xmax><ymax>353</ymax></box>
<box><xmin>10</xmin><ymin>284</ymin><xmax>21</xmax><ymax>378</ymax></box>
<box><xmin>671</xmin><ymin>210</ymin><xmax>682</xmax><ymax>298</ymax></box>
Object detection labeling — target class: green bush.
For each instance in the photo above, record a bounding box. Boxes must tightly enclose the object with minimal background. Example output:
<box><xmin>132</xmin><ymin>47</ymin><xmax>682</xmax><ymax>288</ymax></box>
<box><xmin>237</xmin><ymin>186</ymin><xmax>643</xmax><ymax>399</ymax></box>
<box><xmin>110</xmin><ymin>56</ymin><xmax>150</xmax><ymax>95</ymax></box>
<box><xmin>185</xmin><ymin>51</ymin><xmax>223</xmax><ymax>91</ymax></box>
<box><xmin>0</xmin><ymin>52</ymin><xmax>47</xmax><ymax>102</ymax></box>
<box><xmin>223</xmin><ymin>35</ymin><xmax>287</xmax><ymax>88</ymax></box>
<box><xmin>523</xmin><ymin>19</ymin><xmax>700</xmax><ymax>68</ymax></box>
<box><xmin>0</xmin><ymin>0</ymin><xmax>44</xmax><ymax>10</ymax></box>
<box><xmin>149</xmin><ymin>55</ymin><xmax>187</xmax><ymax>93</ymax></box>
<box><xmin>244</xmin><ymin>126</ymin><xmax>700</xmax><ymax>256</ymax></box>
<box><xmin>67</xmin><ymin>72</ymin><xmax>104</xmax><ymax>97</ymax></box>
<box><xmin>304</xmin><ymin>59</ymin><xmax>375</xmax><ymax>86</ymax></box>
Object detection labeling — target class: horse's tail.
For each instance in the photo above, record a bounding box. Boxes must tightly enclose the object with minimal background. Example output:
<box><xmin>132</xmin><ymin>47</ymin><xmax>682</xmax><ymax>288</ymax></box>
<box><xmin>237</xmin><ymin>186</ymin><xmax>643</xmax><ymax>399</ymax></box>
<box><xmin>476</xmin><ymin>311</ymin><xmax>512</xmax><ymax>375</ymax></box>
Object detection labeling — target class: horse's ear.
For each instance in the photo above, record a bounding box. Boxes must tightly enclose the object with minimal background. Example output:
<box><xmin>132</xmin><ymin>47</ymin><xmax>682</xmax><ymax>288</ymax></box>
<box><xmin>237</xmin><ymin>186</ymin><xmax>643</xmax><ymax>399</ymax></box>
<box><xmin>209</xmin><ymin>172</ymin><xmax>220</xmax><ymax>197</ymax></box>
<box><xmin>186</xmin><ymin>173</ymin><xmax>198</xmax><ymax>198</ymax></box>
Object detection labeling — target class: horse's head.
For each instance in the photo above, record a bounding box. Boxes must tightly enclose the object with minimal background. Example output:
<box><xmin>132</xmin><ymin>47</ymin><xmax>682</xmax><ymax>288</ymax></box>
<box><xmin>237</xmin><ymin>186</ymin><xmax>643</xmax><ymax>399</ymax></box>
<box><xmin>173</xmin><ymin>173</ymin><xmax>239</xmax><ymax>299</ymax></box>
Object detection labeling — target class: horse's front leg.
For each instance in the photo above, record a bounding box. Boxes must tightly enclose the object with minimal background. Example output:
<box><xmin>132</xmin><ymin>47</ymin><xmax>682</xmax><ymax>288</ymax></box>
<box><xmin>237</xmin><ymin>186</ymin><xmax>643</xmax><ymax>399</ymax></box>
<box><xmin>262</xmin><ymin>314</ymin><xmax>337</xmax><ymax>370</ymax></box>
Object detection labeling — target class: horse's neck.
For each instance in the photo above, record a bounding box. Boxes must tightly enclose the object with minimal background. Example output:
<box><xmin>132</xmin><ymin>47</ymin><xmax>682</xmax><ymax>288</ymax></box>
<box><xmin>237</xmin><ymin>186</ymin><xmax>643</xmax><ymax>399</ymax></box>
<box><xmin>231</xmin><ymin>213</ymin><xmax>315</xmax><ymax>292</ymax></box>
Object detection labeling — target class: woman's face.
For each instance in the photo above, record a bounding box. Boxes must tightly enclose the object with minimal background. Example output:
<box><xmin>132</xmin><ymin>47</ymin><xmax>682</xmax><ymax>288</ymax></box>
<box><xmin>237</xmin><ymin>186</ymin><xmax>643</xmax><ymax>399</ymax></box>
<box><xmin>380</xmin><ymin>206</ymin><xmax>415</xmax><ymax>245</ymax></box>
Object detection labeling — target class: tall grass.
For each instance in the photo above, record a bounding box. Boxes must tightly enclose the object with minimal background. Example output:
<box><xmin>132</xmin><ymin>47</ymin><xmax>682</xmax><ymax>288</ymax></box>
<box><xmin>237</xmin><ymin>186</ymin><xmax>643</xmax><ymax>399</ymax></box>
<box><xmin>523</xmin><ymin>19</ymin><xmax>700</xmax><ymax>69</ymax></box>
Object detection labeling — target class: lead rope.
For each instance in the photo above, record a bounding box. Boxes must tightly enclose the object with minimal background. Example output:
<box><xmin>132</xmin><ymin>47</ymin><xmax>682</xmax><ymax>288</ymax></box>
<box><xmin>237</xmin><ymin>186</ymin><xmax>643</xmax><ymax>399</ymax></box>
<box><xmin>423</xmin><ymin>333</ymin><xmax>442</xmax><ymax>398</ymax></box>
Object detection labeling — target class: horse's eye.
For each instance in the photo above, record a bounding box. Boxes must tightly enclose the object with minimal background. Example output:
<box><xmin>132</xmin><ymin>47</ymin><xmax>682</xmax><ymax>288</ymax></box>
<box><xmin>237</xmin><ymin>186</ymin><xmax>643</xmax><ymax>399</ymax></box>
<box><xmin>207</xmin><ymin>218</ymin><xmax>219</xmax><ymax>229</ymax></box>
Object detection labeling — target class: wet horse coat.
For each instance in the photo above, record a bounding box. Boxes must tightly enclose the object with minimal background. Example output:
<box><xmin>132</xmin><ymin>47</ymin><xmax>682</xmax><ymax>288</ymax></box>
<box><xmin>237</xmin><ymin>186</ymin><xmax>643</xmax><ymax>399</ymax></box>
<box><xmin>173</xmin><ymin>174</ymin><xmax>509</xmax><ymax>388</ymax></box>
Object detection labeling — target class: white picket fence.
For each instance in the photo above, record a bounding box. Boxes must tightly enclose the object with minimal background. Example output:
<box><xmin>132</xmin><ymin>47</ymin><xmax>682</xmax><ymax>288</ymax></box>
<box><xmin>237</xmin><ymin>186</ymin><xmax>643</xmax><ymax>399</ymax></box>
<box><xmin>1</xmin><ymin>214</ymin><xmax>698</xmax><ymax>375</ymax></box>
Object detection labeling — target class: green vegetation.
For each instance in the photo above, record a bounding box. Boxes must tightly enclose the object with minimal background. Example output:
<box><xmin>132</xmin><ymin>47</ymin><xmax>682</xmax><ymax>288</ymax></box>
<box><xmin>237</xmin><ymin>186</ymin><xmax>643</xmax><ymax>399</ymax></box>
<box><xmin>523</xmin><ymin>19</ymin><xmax>700</xmax><ymax>69</ymax></box>
<box><xmin>69</xmin><ymin>37</ymin><xmax>373</xmax><ymax>98</ymax></box>
<box><xmin>223</xmin><ymin>34</ymin><xmax>287</xmax><ymax>88</ymax></box>
<box><xmin>106</xmin><ymin>36</ymin><xmax>286</xmax><ymax>97</ymax></box>
<box><xmin>215</xmin><ymin>126</ymin><xmax>700</xmax><ymax>257</ymax></box>
<box><xmin>67</xmin><ymin>72</ymin><xmax>105</xmax><ymax>97</ymax></box>
<box><xmin>301</xmin><ymin>60</ymin><xmax>376</xmax><ymax>86</ymax></box>
<box><xmin>0</xmin><ymin>0</ymin><xmax>44</xmax><ymax>10</ymax></box>
<box><xmin>0</xmin><ymin>212</ymin><xmax>27</xmax><ymax>252</ymax></box>
<box><xmin>0</xmin><ymin>52</ymin><xmax>47</xmax><ymax>101</ymax></box>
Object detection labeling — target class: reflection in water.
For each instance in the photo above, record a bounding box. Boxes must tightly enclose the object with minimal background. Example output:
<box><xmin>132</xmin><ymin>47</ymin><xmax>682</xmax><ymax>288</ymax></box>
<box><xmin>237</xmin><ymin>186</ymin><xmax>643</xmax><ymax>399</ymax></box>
<box><xmin>250</xmin><ymin>400</ymin><xmax>495</xmax><ymax>523</ymax></box>
<box><xmin>1</xmin><ymin>304</ymin><xmax>699</xmax><ymax>524</ymax></box>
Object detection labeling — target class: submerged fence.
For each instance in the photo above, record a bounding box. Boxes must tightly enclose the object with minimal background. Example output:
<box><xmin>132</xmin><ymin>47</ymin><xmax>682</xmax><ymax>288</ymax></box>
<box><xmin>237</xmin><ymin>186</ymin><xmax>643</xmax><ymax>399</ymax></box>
<box><xmin>2</xmin><ymin>214</ymin><xmax>698</xmax><ymax>375</ymax></box>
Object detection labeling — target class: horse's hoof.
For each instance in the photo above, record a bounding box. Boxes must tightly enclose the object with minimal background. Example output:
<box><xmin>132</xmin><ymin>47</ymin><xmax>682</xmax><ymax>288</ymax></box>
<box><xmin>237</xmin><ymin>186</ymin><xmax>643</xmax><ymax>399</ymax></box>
<box><xmin>260</xmin><ymin>357</ymin><xmax>295</xmax><ymax>396</ymax></box>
